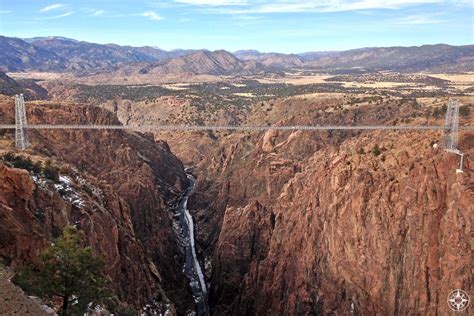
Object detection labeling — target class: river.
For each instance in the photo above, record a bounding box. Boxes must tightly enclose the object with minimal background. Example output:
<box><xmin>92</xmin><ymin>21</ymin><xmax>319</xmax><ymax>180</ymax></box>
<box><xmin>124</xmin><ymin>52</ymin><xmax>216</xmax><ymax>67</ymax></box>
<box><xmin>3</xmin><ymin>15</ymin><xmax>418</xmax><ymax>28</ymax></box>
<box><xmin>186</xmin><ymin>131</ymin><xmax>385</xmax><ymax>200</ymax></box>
<box><xmin>174</xmin><ymin>170</ymin><xmax>210</xmax><ymax>316</ymax></box>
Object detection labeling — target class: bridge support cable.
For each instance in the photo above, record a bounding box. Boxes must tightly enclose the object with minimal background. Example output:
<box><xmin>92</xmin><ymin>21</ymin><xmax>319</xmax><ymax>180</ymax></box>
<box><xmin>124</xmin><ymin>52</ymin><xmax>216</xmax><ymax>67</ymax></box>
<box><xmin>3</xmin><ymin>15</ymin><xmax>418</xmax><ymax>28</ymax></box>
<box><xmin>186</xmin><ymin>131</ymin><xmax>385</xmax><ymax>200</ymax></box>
<box><xmin>0</xmin><ymin>124</ymin><xmax>472</xmax><ymax>131</ymax></box>
<box><xmin>4</xmin><ymin>98</ymin><xmax>472</xmax><ymax>173</ymax></box>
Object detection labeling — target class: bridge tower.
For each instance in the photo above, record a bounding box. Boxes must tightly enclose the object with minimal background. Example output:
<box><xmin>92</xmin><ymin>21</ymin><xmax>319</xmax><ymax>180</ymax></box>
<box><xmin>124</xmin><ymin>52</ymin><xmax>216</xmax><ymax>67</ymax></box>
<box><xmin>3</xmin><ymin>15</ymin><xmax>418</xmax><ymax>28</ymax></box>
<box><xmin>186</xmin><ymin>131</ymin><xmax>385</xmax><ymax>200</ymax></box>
<box><xmin>15</xmin><ymin>94</ymin><xmax>29</xmax><ymax>150</ymax></box>
<box><xmin>443</xmin><ymin>99</ymin><xmax>464</xmax><ymax>172</ymax></box>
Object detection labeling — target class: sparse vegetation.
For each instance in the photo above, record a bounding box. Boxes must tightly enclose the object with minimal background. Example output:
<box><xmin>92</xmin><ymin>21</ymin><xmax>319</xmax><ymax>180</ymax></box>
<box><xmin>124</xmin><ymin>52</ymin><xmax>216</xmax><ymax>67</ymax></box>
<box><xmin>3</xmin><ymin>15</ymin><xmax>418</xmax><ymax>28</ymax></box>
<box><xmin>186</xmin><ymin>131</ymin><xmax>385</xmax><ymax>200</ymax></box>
<box><xmin>2</xmin><ymin>153</ymin><xmax>37</xmax><ymax>173</ymax></box>
<box><xmin>43</xmin><ymin>162</ymin><xmax>60</xmax><ymax>182</ymax></box>
<box><xmin>34</xmin><ymin>208</ymin><xmax>46</xmax><ymax>222</ymax></box>
<box><xmin>81</xmin><ymin>184</ymin><xmax>94</xmax><ymax>197</ymax></box>
<box><xmin>432</xmin><ymin>104</ymin><xmax>447</xmax><ymax>118</ymax></box>
<box><xmin>2</xmin><ymin>153</ymin><xmax>61</xmax><ymax>182</ymax></box>
<box><xmin>372</xmin><ymin>144</ymin><xmax>381</xmax><ymax>156</ymax></box>
<box><xmin>75</xmin><ymin>84</ymin><xmax>176</xmax><ymax>103</ymax></box>
<box><xmin>32</xmin><ymin>161</ymin><xmax>42</xmax><ymax>174</ymax></box>
<box><xmin>13</xmin><ymin>226</ymin><xmax>108</xmax><ymax>316</ymax></box>
<box><xmin>459</xmin><ymin>105</ymin><xmax>470</xmax><ymax>117</ymax></box>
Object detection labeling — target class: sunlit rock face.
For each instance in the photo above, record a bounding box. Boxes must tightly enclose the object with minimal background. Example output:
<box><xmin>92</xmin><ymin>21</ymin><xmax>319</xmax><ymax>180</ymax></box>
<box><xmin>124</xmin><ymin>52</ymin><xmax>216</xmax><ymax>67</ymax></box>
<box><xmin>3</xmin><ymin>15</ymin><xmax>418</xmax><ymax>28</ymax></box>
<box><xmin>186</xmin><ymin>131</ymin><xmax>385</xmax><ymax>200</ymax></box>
<box><xmin>0</xmin><ymin>97</ymin><xmax>194</xmax><ymax>313</ymax></box>
<box><xmin>187</xmin><ymin>97</ymin><xmax>473</xmax><ymax>315</ymax></box>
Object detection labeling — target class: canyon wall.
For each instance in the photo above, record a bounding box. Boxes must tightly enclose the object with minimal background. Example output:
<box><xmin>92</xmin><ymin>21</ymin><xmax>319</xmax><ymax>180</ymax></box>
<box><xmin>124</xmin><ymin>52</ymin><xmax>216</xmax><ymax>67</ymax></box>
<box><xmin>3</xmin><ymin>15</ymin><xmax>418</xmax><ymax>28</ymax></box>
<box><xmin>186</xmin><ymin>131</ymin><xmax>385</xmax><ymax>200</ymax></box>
<box><xmin>0</xmin><ymin>96</ymin><xmax>194</xmax><ymax>313</ymax></box>
<box><xmin>189</xmin><ymin>97</ymin><xmax>473</xmax><ymax>315</ymax></box>
<box><xmin>1</xmin><ymin>92</ymin><xmax>472</xmax><ymax>315</ymax></box>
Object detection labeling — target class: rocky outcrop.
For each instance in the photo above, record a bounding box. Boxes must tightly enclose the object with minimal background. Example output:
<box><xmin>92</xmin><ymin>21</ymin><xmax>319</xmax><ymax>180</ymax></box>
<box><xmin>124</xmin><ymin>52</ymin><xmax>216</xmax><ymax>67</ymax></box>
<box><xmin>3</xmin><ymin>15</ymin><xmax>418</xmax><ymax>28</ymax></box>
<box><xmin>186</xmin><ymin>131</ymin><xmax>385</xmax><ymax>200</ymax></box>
<box><xmin>1</xmin><ymin>89</ymin><xmax>472</xmax><ymax>315</ymax></box>
<box><xmin>188</xmin><ymin>97</ymin><xmax>473</xmax><ymax>315</ymax></box>
<box><xmin>217</xmin><ymin>134</ymin><xmax>471</xmax><ymax>315</ymax></box>
<box><xmin>0</xmin><ymin>96</ymin><xmax>194</xmax><ymax>313</ymax></box>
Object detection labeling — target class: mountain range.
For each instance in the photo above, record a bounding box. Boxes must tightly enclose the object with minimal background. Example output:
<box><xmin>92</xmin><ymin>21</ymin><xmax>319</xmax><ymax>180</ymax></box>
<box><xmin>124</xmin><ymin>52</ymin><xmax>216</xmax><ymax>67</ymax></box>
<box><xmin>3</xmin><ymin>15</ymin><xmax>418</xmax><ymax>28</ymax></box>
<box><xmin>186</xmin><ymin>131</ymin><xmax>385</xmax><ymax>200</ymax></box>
<box><xmin>0</xmin><ymin>35</ymin><xmax>473</xmax><ymax>74</ymax></box>
<box><xmin>134</xmin><ymin>50</ymin><xmax>263</xmax><ymax>76</ymax></box>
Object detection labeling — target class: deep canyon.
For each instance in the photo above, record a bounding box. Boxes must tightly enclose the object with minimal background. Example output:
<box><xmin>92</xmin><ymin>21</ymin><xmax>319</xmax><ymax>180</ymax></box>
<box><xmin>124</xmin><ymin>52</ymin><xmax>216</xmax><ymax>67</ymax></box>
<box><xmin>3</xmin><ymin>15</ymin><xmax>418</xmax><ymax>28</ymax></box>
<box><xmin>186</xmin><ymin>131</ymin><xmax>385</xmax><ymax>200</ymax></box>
<box><xmin>0</xmin><ymin>35</ymin><xmax>473</xmax><ymax>314</ymax></box>
<box><xmin>1</xmin><ymin>90</ymin><xmax>472</xmax><ymax>315</ymax></box>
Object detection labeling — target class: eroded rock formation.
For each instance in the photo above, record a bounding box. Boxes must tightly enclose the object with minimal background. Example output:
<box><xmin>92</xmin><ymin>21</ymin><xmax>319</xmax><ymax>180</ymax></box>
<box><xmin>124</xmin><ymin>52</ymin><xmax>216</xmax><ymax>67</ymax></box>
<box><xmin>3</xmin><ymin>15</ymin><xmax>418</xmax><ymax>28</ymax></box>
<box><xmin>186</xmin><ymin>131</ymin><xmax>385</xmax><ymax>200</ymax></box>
<box><xmin>0</xmin><ymin>96</ymin><xmax>194</xmax><ymax>313</ymax></box>
<box><xmin>188</xmin><ymin>98</ymin><xmax>473</xmax><ymax>315</ymax></box>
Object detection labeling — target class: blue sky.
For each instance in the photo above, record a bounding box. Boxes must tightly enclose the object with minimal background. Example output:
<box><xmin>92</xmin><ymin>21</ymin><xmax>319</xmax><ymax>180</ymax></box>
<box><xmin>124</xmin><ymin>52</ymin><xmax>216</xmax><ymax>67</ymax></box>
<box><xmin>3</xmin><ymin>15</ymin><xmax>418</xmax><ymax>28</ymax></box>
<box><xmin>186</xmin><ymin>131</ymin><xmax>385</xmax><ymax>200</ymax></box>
<box><xmin>0</xmin><ymin>0</ymin><xmax>472</xmax><ymax>53</ymax></box>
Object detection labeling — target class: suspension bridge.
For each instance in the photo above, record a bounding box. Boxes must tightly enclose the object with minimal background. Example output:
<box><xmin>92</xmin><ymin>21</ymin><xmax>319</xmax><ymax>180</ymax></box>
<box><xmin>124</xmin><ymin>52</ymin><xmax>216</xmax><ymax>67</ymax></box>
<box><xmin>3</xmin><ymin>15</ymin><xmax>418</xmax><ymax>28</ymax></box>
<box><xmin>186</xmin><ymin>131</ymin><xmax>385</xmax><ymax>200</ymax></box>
<box><xmin>4</xmin><ymin>95</ymin><xmax>471</xmax><ymax>171</ymax></box>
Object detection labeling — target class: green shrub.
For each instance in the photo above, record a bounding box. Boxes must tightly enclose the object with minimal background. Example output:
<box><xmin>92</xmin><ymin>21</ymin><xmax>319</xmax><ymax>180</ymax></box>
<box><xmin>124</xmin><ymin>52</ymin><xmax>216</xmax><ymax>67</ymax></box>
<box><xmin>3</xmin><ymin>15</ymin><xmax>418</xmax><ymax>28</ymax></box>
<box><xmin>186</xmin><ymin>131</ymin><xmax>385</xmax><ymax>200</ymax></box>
<box><xmin>13</xmin><ymin>157</ymin><xmax>33</xmax><ymax>171</ymax></box>
<box><xmin>43</xmin><ymin>162</ymin><xmax>60</xmax><ymax>182</ymax></box>
<box><xmin>11</xmin><ymin>265</ymin><xmax>38</xmax><ymax>295</ymax></box>
<box><xmin>81</xmin><ymin>185</ymin><xmax>94</xmax><ymax>197</ymax></box>
<box><xmin>2</xmin><ymin>153</ymin><xmax>36</xmax><ymax>172</ymax></box>
<box><xmin>432</xmin><ymin>104</ymin><xmax>448</xmax><ymax>118</ymax></box>
<box><xmin>2</xmin><ymin>152</ymin><xmax>15</xmax><ymax>162</ymax></box>
<box><xmin>32</xmin><ymin>162</ymin><xmax>42</xmax><ymax>175</ymax></box>
<box><xmin>459</xmin><ymin>105</ymin><xmax>470</xmax><ymax>117</ymax></box>
<box><xmin>372</xmin><ymin>144</ymin><xmax>381</xmax><ymax>156</ymax></box>
<box><xmin>34</xmin><ymin>209</ymin><xmax>46</xmax><ymax>222</ymax></box>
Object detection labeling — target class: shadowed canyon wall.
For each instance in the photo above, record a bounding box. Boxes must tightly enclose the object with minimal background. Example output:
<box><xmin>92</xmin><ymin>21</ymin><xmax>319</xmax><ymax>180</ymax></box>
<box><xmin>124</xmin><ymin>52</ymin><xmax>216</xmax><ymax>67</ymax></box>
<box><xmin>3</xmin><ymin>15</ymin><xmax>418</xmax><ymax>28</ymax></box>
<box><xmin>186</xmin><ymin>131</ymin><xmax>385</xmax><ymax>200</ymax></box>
<box><xmin>188</xmin><ymin>98</ymin><xmax>473</xmax><ymax>315</ymax></box>
<box><xmin>0</xmin><ymin>96</ymin><xmax>194</xmax><ymax>313</ymax></box>
<box><xmin>0</xmin><ymin>94</ymin><xmax>472</xmax><ymax>315</ymax></box>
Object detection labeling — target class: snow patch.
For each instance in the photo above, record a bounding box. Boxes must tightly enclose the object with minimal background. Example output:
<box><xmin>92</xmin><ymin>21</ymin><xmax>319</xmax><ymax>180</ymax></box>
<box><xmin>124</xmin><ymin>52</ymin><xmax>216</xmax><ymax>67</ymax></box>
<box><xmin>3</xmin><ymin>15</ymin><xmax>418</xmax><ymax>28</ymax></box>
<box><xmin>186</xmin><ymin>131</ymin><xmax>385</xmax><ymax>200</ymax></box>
<box><xmin>141</xmin><ymin>301</ymin><xmax>172</xmax><ymax>316</ymax></box>
<box><xmin>54</xmin><ymin>176</ymin><xmax>86</xmax><ymax>208</ymax></box>
<box><xmin>32</xmin><ymin>175</ymin><xmax>47</xmax><ymax>187</ymax></box>
<box><xmin>76</xmin><ymin>175</ymin><xmax>104</xmax><ymax>199</ymax></box>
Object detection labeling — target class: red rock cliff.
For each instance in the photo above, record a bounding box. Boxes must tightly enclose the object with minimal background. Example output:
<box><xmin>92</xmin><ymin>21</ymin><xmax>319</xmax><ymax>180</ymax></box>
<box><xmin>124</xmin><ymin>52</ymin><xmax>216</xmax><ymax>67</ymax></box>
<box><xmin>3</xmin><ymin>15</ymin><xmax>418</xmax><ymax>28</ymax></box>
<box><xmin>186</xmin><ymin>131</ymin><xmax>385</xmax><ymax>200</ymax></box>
<box><xmin>0</xmin><ymin>96</ymin><xmax>194</xmax><ymax>313</ymax></box>
<box><xmin>189</xmin><ymin>97</ymin><xmax>473</xmax><ymax>315</ymax></box>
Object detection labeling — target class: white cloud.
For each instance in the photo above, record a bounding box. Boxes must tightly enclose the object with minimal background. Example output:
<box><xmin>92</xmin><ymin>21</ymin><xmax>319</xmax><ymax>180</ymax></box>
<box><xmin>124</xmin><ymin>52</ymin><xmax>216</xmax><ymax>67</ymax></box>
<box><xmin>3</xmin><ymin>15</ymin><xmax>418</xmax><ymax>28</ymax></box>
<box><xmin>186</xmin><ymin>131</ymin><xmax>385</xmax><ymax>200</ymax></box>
<box><xmin>42</xmin><ymin>11</ymin><xmax>74</xmax><ymax>19</ymax></box>
<box><xmin>323</xmin><ymin>0</ymin><xmax>446</xmax><ymax>12</ymax></box>
<box><xmin>196</xmin><ymin>0</ymin><xmax>469</xmax><ymax>14</ymax></box>
<box><xmin>39</xmin><ymin>4</ymin><xmax>64</xmax><ymax>13</ymax></box>
<box><xmin>0</xmin><ymin>10</ymin><xmax>11</xmax><ymax>14</ymax></box>
<box><xmin>452</xmin><ymin>0</ymin><xmax>474</xmax><ymax>5</ymax></box>
<box><xmin>90</xmin><ymin>9</ymin><xmax>105</xmax><ymax>16</ymax></box>
<box><xmin>395</xmin><ymin>14</ymin><xmax>446</xmax><ymax>24</ymax></box>
<box><xmin>142</xmin><ymin>11</ymin><xmax>163</xmax><ymax>20</ymax></box>
<box><xmin>231</xmin><ymin>14</ymin><xmax>269</xmax><ymax>26</ymax></box>
<box><xmin>232</xmin><ymin>14</ymin><xmax>265</xmax><ymax>20</ymax></box>
<box><xmin>174</xmin><ymin>0</ymin><xmax>248</xmax><ymax>5</ymax></box>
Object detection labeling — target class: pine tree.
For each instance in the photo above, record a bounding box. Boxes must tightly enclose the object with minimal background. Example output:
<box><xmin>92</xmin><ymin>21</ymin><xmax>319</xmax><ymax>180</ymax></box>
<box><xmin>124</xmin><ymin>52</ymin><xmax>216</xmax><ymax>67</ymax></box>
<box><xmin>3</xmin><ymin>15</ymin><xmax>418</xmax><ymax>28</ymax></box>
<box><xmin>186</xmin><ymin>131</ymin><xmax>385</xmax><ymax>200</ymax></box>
<box><xmin>15</xmin><ymin>226</ymin><xmax>108</xmax><ymax>315</ymax></box>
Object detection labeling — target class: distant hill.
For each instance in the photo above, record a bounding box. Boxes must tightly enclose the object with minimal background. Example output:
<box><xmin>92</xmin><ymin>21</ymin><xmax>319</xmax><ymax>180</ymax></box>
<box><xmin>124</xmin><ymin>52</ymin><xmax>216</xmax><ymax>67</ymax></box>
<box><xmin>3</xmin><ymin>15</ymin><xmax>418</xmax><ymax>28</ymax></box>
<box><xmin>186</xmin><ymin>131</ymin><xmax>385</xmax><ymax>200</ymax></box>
<box><xmin>302</xmin><ymin>44</ymin><xmax>474</xmax><ymax>72</ymax></box>
<box><xmin>297</xmin><ymin>51</ymin><xmax>336</xmax><ymax>60</ymax></box>
<box><xmin>168</xmin><ymin>48</ymin><xmax>200</xmax><ymax>57</ymax></box>
<box><xmin>104</xmin><ymin>50</ymin><xmax>265</xmax><ymax>81</ymax></box>
<box><xmin>0</xmin><ymin>36</ymin><xmax>66</xmax><ymax>72</ymax></box>
<box><xmin>0</xmin><ymin>36</ymin><xmax>183</xmax><ymax>73</ymax></box>
<box><xmin>29</xmin><ymin>37</ymin><xmax>171</xmax><ymax>71</ymax></box>
<box><xmin>0</xmin><ymin>35</ymin><xmax>472</xmax><ymax>74</ymax></box>
<box><xmin>234</xmin><ymin>50</ymin><xmax>305</xmax><ymax>69</ymax></box>
<box><xmin>147</xmin><ymin>50</ymin><xmax>262</xmax><ymax>76</ymax></box>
